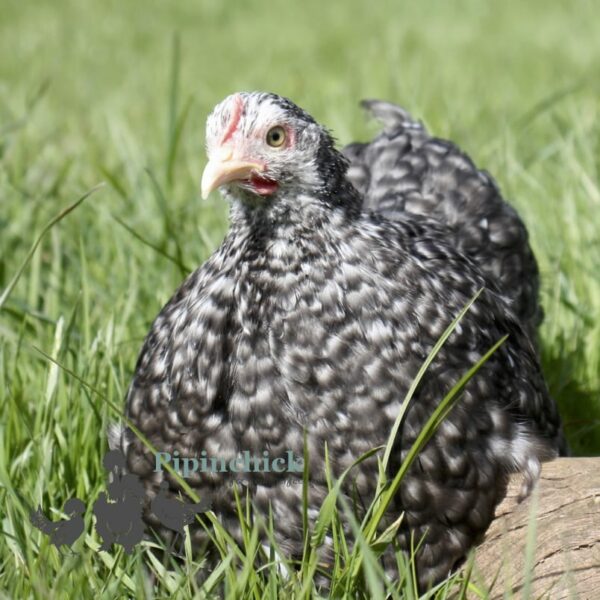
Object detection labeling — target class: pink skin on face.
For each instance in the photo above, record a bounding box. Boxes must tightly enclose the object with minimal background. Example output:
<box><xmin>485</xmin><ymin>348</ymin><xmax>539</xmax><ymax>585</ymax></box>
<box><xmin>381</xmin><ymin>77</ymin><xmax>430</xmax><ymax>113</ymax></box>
<box><xmin>218</xmin><ymin>95</ymin><xmax>295</xmax><ymax>197</ymax></box>
<box><xmin>220</xmin><ymin>94</ymin><xmax>244</xmax><ymax>146</ymax></box>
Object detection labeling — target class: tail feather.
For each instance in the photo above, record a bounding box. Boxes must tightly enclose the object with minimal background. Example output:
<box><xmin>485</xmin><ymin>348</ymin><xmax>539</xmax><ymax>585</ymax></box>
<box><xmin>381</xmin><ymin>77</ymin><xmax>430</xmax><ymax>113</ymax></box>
<box><xmin>359</xmin><ymin>99</ymin><xmax>424</xmax><ymax>132</ymax></box>
<box><xmin>108</xmin><ymin>422</ymin><xmax>132</xmax><ymax>457</ymax></box>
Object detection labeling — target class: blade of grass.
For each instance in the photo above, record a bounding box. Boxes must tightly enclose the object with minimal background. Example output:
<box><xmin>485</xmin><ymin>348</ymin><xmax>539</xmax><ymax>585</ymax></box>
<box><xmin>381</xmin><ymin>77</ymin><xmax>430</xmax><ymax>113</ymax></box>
<box><xmin>0</xmin><ymin>185</ymin><xmax>104</xmax><ymax>311</ymax></box>
<box><xmin>145</xmin><ymin>168</ymin><xmax>188</xmax><ymax>278</ymax></box>
<box><xmin>351</xmin><ymin>334</ymin><xmax>509</xmax><ymax>582</ymax></box>
<box><xmin>382</xmin><ymin>289</ymin><xmax>484</xmax><ymax>472</ymax></box>
<box><xmin>299</xmin><ymin>444</ymin><xmax>383</xmax><ymax>598</ymax></box>
<box><xmin>111</xmin><ymin>214</ymin><xmax>191</xmax><ymax>272</ymax></box>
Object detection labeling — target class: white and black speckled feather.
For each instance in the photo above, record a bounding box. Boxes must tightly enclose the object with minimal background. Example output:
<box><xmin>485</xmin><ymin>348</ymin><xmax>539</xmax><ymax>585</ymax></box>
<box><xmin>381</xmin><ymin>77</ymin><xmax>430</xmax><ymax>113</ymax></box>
<box><xmin>111</xmin><ymin>92</ymin><xmax>565</xmax><ymax>589</ymax></box>
<box><xmin>343</xmin><ymin>100</ymin><xmax>542</xmax><ymax>342</ymax></box>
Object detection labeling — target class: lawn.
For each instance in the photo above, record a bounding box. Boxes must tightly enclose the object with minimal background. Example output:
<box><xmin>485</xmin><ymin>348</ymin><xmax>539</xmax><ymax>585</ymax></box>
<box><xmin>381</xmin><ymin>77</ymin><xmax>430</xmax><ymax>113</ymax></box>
<box><xmin>1</xmin><ymin>0</ymin><xmax>599</xmax><ymax>597</ymax></box>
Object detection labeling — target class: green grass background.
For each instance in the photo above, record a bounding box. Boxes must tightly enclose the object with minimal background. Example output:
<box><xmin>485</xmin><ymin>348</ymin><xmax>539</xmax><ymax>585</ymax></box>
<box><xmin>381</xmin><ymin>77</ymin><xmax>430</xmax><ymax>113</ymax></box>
<box><xmin>1</xmin><ymin>0</ymin><xmax>599</xmax><ymax>597</ymax></box>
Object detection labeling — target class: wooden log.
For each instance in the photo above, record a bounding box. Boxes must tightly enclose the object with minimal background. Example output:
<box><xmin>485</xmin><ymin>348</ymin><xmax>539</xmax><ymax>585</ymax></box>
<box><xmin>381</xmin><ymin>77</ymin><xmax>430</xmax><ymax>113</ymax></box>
<box><xmin>471</xmin><ymin>457</ymin><xmax>600</xmax><ymax>599</ymax></box>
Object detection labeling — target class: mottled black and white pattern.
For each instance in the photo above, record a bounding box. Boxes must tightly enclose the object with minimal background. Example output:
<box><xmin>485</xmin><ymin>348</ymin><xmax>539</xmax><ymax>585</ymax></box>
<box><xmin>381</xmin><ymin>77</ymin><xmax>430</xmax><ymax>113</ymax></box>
<box><xmin>343</xmin><ymin>100</ymin><xmax>542</xmax><ymax>341</ymax></box>
<box><xmin>111</xmin><ymin>92</ymin><xmax>565</xmax><ymax>589</ymax></box>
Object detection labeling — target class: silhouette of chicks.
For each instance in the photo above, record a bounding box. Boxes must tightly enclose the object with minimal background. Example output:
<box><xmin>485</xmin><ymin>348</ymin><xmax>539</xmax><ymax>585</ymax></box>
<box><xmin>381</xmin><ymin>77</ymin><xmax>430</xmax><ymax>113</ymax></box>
<box><xmin>30</xmin><ymin>498</ymin><xmax>85</xmax><ymax>552</ymax></box>
<box><xmin>92</xmin><ymin>450</ymin><xmax>145</xmax><ymax>554</ymax></box>
<box><xmin>31</xmin><ymin>450</ymin><xmax>212</xmax><ymax>557</ymax></box>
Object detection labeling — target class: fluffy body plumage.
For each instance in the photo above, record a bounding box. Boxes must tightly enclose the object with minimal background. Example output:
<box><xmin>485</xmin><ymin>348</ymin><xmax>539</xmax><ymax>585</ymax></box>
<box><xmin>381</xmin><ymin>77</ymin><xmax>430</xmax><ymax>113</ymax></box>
<box><xmin>111</xmin><ymin>92</ymin><xmax>565</xmax><ymax>587</ymax></box>
<box><xmin>343</xmin><ymin>101</ymin><xmax>542</xmax><ymax>341</ymax></box>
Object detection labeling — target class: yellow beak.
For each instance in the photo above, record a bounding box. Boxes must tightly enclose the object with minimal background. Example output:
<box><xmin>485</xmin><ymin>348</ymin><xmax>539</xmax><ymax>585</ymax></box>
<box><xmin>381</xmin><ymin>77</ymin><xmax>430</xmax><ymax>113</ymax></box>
<box><xmin>201</xmin><ymin>157</ymin><xmax>264</xmax><ymax>199</ymax></box>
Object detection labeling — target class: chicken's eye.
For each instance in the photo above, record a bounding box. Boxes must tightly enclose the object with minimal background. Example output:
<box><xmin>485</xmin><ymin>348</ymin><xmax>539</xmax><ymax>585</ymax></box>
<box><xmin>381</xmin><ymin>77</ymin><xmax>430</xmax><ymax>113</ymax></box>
<box><xmin>266</xmin><ymin>126</ymin><xmax>286</xmax><ymax>148</ymax></box>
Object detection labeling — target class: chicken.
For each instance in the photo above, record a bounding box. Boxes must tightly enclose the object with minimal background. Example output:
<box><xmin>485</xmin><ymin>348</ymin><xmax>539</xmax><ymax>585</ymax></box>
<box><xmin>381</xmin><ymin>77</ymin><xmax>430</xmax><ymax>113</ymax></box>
<box><xmin>110</xmin><ymin>92</ymin><xmax>565</xmax><ymax>588</ymax></box>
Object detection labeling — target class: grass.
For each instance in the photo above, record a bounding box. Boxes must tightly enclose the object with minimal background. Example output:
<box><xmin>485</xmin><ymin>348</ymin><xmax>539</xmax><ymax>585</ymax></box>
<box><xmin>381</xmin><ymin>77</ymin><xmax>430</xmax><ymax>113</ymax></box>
<box><xmin>1</xmin><ymin>0</ymin><xmax>599</xmax><ymax>597</ymax></box>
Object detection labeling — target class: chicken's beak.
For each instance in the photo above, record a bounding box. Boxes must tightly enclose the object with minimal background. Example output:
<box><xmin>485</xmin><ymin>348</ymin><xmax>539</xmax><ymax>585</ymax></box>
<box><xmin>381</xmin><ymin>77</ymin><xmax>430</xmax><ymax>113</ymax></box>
<box><xmin>201</xmin><ymin>154</ymin><xmax>264</xmax><ymax>199</ymax></box>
